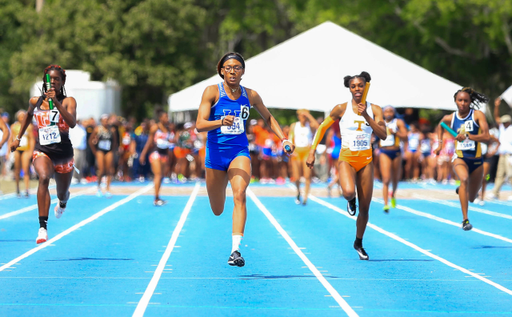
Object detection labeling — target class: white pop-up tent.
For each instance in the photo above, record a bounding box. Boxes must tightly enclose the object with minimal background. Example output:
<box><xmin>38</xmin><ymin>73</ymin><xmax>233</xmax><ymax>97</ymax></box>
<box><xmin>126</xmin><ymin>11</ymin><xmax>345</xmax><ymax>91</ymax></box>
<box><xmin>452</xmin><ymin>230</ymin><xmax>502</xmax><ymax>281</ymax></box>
<box><xmin>169</xmin><ymin>21</ymin><xmax>466</xmax><ymax>115</ymax></box>
<box><xmin>30</xmin><ymin>70</ymin><xmax>121</xmax><ymax>121</ymax></box>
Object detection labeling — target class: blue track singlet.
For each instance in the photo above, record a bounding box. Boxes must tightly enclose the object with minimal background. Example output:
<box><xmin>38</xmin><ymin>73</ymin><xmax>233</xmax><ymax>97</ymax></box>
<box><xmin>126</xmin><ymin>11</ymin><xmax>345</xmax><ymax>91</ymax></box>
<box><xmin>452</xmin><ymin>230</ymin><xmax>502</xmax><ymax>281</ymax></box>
<box><xmin>205</xmin><ymin>83</ymin><xmax>252</xmax><ymax>171</ymax></box>
<box><xmin>451</xmin><ymin>109</ymin><xmax>483</xmax><ymax>174</ymax></box>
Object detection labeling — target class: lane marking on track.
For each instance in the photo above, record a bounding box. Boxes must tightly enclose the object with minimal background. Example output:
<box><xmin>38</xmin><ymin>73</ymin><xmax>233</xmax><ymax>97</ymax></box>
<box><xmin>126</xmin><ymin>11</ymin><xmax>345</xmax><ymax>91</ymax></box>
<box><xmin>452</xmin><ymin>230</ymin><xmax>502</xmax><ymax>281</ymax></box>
<box><xmin>0</xmin><ymin>184</ymin><xmax>153</xmax><ymax>272</ymax></box>
<box><xmin>372</xmin><ymin>198</ymin><xmax>512</xmax><ymax>244</ymax></box>
<box><xmin>0</xmin><ymin>187</ymin><xmax>95</xmax><ymax>220</ymax></box>
<box><xmin>132</xmin><ymin>182</ymin><xmax>200</xmax><ymax>317</ymax></box>
<box><xmin>309</xmin><ymin>195</ymin><xmax>512</xmax><ymax>297</ymax></box>
<box><xmin>248</xmin><ymin>188</ymin><xmax>359</xmax><ymax>317</ymax></box>
<box><xmin>411</xmin><ymin>193</ymin><xmax>512</xmax><ymax>219</ymax></box>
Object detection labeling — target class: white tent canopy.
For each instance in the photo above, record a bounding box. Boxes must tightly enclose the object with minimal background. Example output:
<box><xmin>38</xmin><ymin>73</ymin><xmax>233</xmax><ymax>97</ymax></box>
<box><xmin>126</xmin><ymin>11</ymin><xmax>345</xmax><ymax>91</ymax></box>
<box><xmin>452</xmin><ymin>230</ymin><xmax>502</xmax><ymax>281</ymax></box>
<box><xmin>169</xmin><ymin>21</ymin><xmax>464</xmax><ymax>114</ymax></box>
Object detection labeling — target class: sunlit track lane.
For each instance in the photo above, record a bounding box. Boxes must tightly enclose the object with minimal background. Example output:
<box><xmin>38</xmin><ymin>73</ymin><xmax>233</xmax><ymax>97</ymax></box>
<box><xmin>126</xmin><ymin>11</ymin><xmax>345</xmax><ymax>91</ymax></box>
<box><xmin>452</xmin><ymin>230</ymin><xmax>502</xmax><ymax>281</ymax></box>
<box><xmin>257</xmin><ymin>195</ymin><xmax>512</xmax><ymax>316</ymax></box>
<box><xmin>142</xmin><ymin>196</ymin><xmax>345</xmax><ymax>317</ymax></box>
<box><xmin>0</xmin><ymin>194</ymin><xmax>190</xmax><ymax>317</ymax></box>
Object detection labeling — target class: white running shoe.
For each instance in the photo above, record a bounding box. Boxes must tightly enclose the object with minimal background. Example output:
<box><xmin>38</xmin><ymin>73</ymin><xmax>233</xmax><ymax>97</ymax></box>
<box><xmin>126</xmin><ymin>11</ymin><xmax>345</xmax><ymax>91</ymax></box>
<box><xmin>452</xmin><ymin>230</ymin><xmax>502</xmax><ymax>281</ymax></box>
<box><xmin>96</xmin><ymin>189</ymin><xmax>103</xmax><ymax>197</ymax></box>
<box><xmin>486</xmin><ymin>192</ymin><xmax>497</xmax><ymax>200</ymax></box>
<box><xmin>105</xmin><ymin>191</ymin><xmax>112</xmax><ymax>199</ymax></box>
<box><xmin>36</xmin><ymin>228</ymin><xmax>48</xmax><ymax>244</ymax></box>
<box><xmin>473</xmin><ymin>198</ymin><xmax>481</xmax><ymax>204</ymax></box>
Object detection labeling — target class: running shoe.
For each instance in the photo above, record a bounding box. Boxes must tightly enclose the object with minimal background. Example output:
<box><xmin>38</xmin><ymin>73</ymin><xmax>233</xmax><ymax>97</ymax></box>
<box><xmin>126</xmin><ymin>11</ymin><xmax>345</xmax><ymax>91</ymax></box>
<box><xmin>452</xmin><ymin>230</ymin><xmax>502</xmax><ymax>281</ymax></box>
<box><xmin>154</xmin><ymin>199</ymin><xmax>166</xmax><ymax>207</ymax></box>
<box><xmin>390</xmin><ymin>197</ymin><xmax>396</xmax><ymax>208</ymax></box>
<box><xmin>36</xmin><ymin>227</ymin><xmax>48</xmax><ymax>244</ymax></box>
<box><xmin>347</xmin><ymin>197</ymin><xmax>357</xmax><ymax>216</ymax></box>
<box><xmin>327</xmin><ymin>185</ymin><xmax>332</xmax><ymax>198</ymax></box>
<box><xmin>456</xmin><ymin>186</ymin><xmax>459</xmax><ymax>195</ymax></box>
<box><xmin>354</xmin><ymin>243</ymin><xmax>369</xmax><ymax>260</ymax></box>
<box><xmin>383</xmin><ymin>205</ymin><xmax>390</xmax><ymax>213</ymax></box>
<box><xmin>16</xmin><ymin>191</ymin><xmax>21</xmax><ymax>199</ymax></box>
<box><xmin>96</xmin><ymin>189</ymin><xmax>103</xmax><ymax>197</ymax></box>
<box><xmin>295</xmin><ymin>193</ymin><xmax>301</xmax><ymax>205</ymax></box>
<box><xmin>228</xmin><ymin>250</ymin><xmax>245</xmax><ymax>267</ymax></box>
<box><xmin>105</xmin><ymin>191</ymin><xmax>113</xmax><ymax>199</ymax></box>
<box><xmin>24</xmin><ymin>191</ymin><xmax>29</xmax><ymax>198</ymax></box>
<box><xmin>462</xmin><ymin>219</ymin><xmax>473</xmax><ymax>231</ymax></box>
<box><xmin>54</xmin><ymin>191</ymin><xmax>70</xmax><ymax>219</ymax></box>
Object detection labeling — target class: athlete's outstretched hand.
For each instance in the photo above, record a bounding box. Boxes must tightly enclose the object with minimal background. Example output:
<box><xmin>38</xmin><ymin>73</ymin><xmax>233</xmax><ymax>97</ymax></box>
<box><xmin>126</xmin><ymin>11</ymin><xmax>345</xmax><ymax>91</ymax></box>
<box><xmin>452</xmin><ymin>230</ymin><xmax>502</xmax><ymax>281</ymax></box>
<box><xmin>282</xmin><ymin>140</ymin><xmax>295</xmax><ymax>155</ymax></box>
<box><xmin>306</xmin><ymin>151</ymin><xmax>315</xmax><ymax>169</ymax></box>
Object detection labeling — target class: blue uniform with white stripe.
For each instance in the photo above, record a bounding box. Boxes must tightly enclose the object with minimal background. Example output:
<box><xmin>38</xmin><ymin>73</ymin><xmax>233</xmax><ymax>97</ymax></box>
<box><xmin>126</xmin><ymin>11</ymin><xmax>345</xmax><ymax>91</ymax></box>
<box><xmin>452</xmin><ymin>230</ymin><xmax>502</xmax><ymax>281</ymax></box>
<box><xmin>451</xmin><ymin>109</ymin><xmax>483</xmax><ymax>174</ymax></box>
<box><xmin>205</xmin><ymin>83</ymin><xmax>251</xmax><ymax>171</ymax></box>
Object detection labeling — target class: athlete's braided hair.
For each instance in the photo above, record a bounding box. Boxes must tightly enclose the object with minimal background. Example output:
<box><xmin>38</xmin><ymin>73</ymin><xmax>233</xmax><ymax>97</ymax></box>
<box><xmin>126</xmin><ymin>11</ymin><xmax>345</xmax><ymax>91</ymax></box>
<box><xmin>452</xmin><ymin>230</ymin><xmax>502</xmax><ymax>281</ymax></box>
<box><xmin>41</xmin><ymin>64</ymin><xmax>67</xmax><ymax>98</ymax></box>
<box><xmin>453</xmin><ymin>87</ymin><xmax>488</xmax><ymax>109</ymax></box>
<box><xmin>344</xmin><ymin>71</ymin><xmax>371</xmax><ymax>88</ymax></box>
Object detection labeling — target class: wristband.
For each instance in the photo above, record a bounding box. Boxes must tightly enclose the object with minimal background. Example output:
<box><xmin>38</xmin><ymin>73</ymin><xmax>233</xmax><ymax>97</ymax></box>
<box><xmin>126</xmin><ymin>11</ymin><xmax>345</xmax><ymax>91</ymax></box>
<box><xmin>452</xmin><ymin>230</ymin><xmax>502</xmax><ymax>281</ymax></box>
<box><xmin>465</xmin><ymin>133</ymin><xmax>469</xmax><ymax>140</ymax></box>
<box><xmin>16</xmin><ymin>136</ymin><xmax>22</xmax><ymax>141</ymax></box>
<box><xmin>221</xmin><ymin>118</ymin><xmax>225</xmax><ymax>126</ymax></box>
<box><xmin>281</xmin><ymin>138</ymin><xmax>289</xmax><ymax>146</ymax></box>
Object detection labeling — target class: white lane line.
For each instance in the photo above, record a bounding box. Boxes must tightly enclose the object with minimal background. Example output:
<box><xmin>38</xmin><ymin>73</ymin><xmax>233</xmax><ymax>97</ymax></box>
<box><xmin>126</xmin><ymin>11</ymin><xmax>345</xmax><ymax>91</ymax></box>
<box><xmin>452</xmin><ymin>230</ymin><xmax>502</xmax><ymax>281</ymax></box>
<box><xmin>0</xmin><ymin>184</ymin><xmax>153</xmax><ymax>272</ymax></box>
<box><xmin>133</xmin><ymin>182</ymin><xmax>200</xmax><ymax>317</ymax></box>
<box><xmin>248</xmin><ymin>188</ymin><xmax>359</xmax><ymax>317</ymax></box>
<box><xmin>372</xmin><ymin>198</ymin><xmax>512</xmax><ymax>244</ymax></box>
<box><xmin>0</xmin><ymin>187</ymin><xmax>95</xmax><ymax>220</ymax></box>
<box><xmin>309</xmin><ymin>195</ymin><xmax>512</xmax><ymax>297</ymax></box>
<box><xmin>412</xmin><ymin>193</ymin><xmax>512</xmax><ymax>219</ymax></box>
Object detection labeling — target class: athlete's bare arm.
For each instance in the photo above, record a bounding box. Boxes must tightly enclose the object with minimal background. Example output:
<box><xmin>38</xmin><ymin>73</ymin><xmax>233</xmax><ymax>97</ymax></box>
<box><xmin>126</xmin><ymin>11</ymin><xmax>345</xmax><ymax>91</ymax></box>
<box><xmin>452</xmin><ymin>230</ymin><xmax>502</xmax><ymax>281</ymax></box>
<box><xmin>435</xmin><ymin>114</ymin><xmax>453</xmax><ymax>155</ymax></box>
<box><xmin>196</xmin><ymin>85</ymin><xmax>229</xmax><ymax>132</ymax></box>
<box><xmin>470</xmin><ymin>110</ymin><xmax>490</xmax><ymax>143</ymax></box>
<box><xmin>367</xmin><ymin>104</ymin><xmax>387</xmax><ymax>140</ymax></box>
<box><xmin>248</xmin><ymin>88</ymin><xmax>293</xmax><ymax>153</ymax></box>
<box><xmin>139</xmin><ymin>123</ymin><xmax>157</xmax><ymax>164</ymax></box>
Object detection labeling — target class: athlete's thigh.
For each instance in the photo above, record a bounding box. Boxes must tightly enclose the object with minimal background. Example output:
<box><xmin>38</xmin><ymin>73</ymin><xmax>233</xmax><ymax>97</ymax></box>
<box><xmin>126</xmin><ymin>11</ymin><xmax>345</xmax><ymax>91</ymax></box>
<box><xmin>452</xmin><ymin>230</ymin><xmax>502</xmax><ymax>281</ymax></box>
<box><xmin>13</xmin><ymin>151</ymin><xmax>21</xmax><ymax>170</ymax></box>
<box><xmin>228</xmin><ymin>156</ymin><xmax>251</xmax><ymax>194</ymax></box>
<box><xmin>21</xmin><ymin>151</ymin><xmax>32</xmax><ymax>171</ymax></box>
<box><xmin>338</xmin><ymin>161</ymin><xmax>356</xmax><ymax>193</ymax></box>
<box><xmin>468</xmin><ymin>164</ymin><xmax>484</xmax><ymax>197</ymax></box>
<box><xmin>391</xmin><ymin>156</ymin><xmax>402</xmax><ymax>181</ymax></box>
<box><xmin>301</xmin><ymin>159</ymin><xmax>312</xmax><ymax>178</ymax></box>
<box><xmin>379</xmin><ymin>153</ymin><xmax>391</xmax><ymax>181</ymax></box>
<box><xmin>290</xmin><ymin>157</ymin><xmax>300</xmax><ymax>179</ymax></box>
<box><xmin>452</xmin><ymin>158</ymin><xmax>469</xmax><ymax>182</ymax></box>
<box><xmin>33</xmin><ymin>155</ymin><xmax>54</xmax><ymax>178</ymax></box>
<box><xmin>356</xmin><ymin>162</ymin><xmax>374</xmax><ymax>210</ymax></box>
<box><xmin>205</xmin><ymin>167</ymin><xmax>229</xmax><ymax>207</ymax></box>
<box><xmin>96</xmin><ymin>151</ymin><xmax>105</xmax><ymax>168</ymax></box>
<box><xmin>150</xmin><ymin>158</ymin><xmax>162</xmax><ymax>175</ymax></box>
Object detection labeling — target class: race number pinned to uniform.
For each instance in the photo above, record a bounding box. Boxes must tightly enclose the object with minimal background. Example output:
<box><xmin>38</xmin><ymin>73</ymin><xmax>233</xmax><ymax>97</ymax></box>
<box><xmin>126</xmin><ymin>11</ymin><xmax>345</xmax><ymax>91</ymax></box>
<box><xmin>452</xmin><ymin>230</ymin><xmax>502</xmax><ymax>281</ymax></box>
<box><xmin>39</xmin><ymin>125</ymin><xmax>61</xmax><ymax>145</ymax></box>
<box><xmin>457</xmin><ymin>139</ymin><xmax>475</xmax><ymax>151</ymax></box>
<box><xmin>350</xmin><ymin>132</ymin><xmax>371</xmax><ymax>151</ymax></box>
<box><xmin>220</xmin><ymin>105</ymin><xmax>250</xmax><ymax>135</ymax></box>
<box><xmin>49</xmin><ymin>110</ymin><xmax>60</xmax><ymax>124</ymax></box>
<box><xmin>98</xmin><ymin>140</ymin><xmax>112</xmax><ymax>151</ymax></box>
<box><xmin>464</xmin><ymin>121</ymin><xmax>474</xmax><ymax>132</ymax></box>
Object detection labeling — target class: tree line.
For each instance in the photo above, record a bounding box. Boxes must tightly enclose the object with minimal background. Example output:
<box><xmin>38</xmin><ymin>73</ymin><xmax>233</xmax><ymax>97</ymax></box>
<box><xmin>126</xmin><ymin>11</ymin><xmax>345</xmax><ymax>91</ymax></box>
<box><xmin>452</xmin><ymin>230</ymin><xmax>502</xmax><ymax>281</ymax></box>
<box><xmin>1</xmin><ymin>0</ymin><xmax>511</xmax><ymax>121</ymax></box>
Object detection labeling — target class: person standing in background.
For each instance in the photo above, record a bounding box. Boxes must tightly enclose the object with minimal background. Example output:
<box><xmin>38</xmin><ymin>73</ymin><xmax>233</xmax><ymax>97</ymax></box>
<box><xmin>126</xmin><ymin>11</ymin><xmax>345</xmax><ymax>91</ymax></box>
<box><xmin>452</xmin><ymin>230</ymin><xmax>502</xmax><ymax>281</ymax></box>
<box><xmin>289</xmin><ymin>109</ymin><xmax>318</xmax><ymax>205</ymax></box>
<box><xmin>488</xmin><ymin>97</ymin><xmax>512</xmax><ymax>200</ymax></box>
<box><xmin>0</xmin><ymin>113</ymin><xmax>10</xmax><ymax>193</ymax></box>
<box><xmin>10</xmin><ymin>110</ymin><xmax>34</xmax><ymax>197</ymax></box>
<box><xmin>68</xmin><ymin>118</ymin><xmax>87</xmax><ymax>184</ymax></box>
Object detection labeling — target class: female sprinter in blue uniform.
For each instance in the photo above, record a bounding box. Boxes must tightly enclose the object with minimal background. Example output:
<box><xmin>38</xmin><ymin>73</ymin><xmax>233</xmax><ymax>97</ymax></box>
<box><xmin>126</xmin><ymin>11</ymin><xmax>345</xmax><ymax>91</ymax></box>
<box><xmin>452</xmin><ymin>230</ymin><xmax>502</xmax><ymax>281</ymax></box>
<box><xmin>196</xmin><ymin>52</ymin><xmax>294</xmax><ymax>267</ymax></box>
<box><xmin>435</xmin><ymin>87</ymin><xmax>489</xmax><ymax>231</ymax></box>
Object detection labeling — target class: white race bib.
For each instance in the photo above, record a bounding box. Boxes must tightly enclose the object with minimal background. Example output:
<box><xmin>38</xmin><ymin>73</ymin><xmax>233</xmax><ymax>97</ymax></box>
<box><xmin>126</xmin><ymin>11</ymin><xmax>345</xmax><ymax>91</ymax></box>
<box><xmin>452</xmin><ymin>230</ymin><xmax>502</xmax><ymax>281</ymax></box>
<box><xmin>49</xmin><ymin>110</ymin><xmax>60</xmax><ymax>124</ymax></box>
<box><xmin>349</xmin><ymin>133</ymin><xmax>371</xmax><ymax>151</ymax></box>
<box><xmin>156</xmin><ymin>138</ymin><xmax>169</xmax><ymax>149</ymax></box>
<box><xmin>380</xmin><ymin>133</ymin><xmax>395</xmax><ymax>147</ymax></box>
<box><xmin>220</xmin><ymin>117</ymin><xmax>244</xmax><ymax>135</ymax></box>
<box><xmin>457</xmin><ymin>139</ymin><xmax>475</xmax><ymax>151</ymax></box>
<box><xmin>39</xmin><ymin>125</ymin><xmax>61</xmax><ymax>145</ymax></box>
<box><xmin>98</xmin><ymin>139</ymin><xmax>111</xmax><ymax>151</ymax></box>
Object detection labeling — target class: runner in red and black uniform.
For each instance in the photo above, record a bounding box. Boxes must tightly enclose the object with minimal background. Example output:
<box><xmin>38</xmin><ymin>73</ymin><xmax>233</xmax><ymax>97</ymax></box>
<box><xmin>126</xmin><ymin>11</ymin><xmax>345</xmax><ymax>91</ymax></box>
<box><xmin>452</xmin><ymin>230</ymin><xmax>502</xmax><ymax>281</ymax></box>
<box><xmin>10</xmin><ymin>65</ymin><xmax>77</xmax><ymax>244</ymax></box>
<box><xmin>140</xmin><ymin>110</ymin><xmax>172</xmax><ymax>206</ymax></box>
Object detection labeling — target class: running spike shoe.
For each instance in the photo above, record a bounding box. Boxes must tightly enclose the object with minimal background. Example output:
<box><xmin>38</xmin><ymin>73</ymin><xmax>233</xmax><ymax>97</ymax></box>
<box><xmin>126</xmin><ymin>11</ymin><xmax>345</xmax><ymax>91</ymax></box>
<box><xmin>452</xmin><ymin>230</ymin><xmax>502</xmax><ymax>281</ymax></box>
<box><xmin>54</xmin><ymin>191</ymin><xmax>70</xmax><ymax>219</ymax></box>
<box><xmin>154</xmin><ymin>199</ymin><xmax>166</xmax><ymax>207</ymax></box>
<box><xmin>36</xmin><ymin>227</ymin><xmax>48</xmax><ymax>244</ymax></box>
<box><xmin>383</xmin><ymin>205</ymin><xmax>390</xmax><ymax>213</ymax></box>
<box><xmin>391</xmin><ymin>197</ymin><xmax>396</xmax><ymax>208</ymax></box>
<box><xmin>354</xmin><ymin>244</ymin><xmax>369</xmax><ymax>260</ymax></box>
<box><xmin>228</xmin><ymin>250</ymin><xmax>245</xmax><ymax>267</ymax></box>
<box><xmin>347</xmin><ymin>197</ymin><xmax>357</xmax><ymax>216</ymax></box>
<box><xmin>295</xmin><ymin>193</ymin><xmax>301</xmax><ymax>205</ymax></box>
<box><xmin>462</xmin><ymin>219</ymin><xmax>473</xmax><ymax>231</ymax></box>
